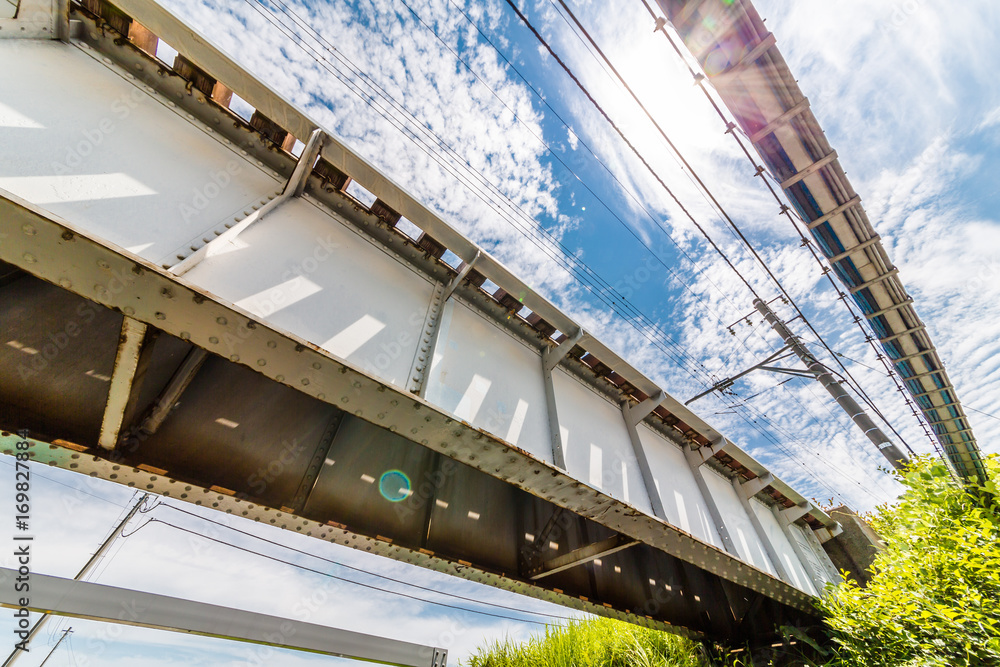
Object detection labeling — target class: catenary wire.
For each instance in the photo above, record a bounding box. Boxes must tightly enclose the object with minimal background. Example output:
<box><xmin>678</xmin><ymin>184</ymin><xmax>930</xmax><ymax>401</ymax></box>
<box><xmin>240</xmin><ymin>0</ymin><xmax>900</xmax><ymax>496</ymax></box>
<box><xmin>245</xmin><ymin>0</ymin><xmax>717</xmax><ymax>384</ymax></box>
<box><xmin>151</xmin><ymin>502</ymin><xmax>574</xmax><ymax>621</ymax></box>
<box><xmin>439</xmin><ymin>0</ymin><xmax>901</xmax><ymax>497</ymax></box>
<box><xmin>634</xmin><ymin>0</ymin><xmax>934</xmax><ymax>459</ymax></box>
<box><xmin>142</xmin><ymin>518</ymin><xmax>563</xmax><ymax>626</ymax></box>
<box><xmin>496</xmin><ymin>0</ymin><xmax>904</xmax><ymax>492</ymax></box>
<box><xmin>500</xmin><ymin>0</ymin><xmax>764</xmax><ymax>302</ymax></box>
<box><xmin>552</xmin><ymin>0</ymin><xmax>917</xmax><ymax>455</ymax></box>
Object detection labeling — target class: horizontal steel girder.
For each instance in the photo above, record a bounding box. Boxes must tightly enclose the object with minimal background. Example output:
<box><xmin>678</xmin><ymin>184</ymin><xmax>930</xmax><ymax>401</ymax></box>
<box><xmin>0</xmin><ymin>568</ymin><xmax>446</xmax><ymax>667</ymax></box>
<box><xmin>0</xmin><ymin>190</ymin><xmax>818</xmax><ymax>640</ymax></box>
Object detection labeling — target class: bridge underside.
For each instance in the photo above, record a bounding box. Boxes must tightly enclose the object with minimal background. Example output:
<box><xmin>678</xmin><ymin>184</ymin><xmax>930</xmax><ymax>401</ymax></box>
<box><xmin>0</xmin><ymin>0</ymin><xmax>843</xmax><ymax>647</ymax></box>
<box><xmin>0</xmin><ymin>211</ymin><xmax>807</xmax><ymax>643</ymax></box>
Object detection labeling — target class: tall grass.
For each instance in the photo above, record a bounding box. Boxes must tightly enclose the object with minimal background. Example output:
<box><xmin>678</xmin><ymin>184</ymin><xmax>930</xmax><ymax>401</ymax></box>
<box><xmin>464</xmin><ymin>617</ymin><xmax>704</xmax><ymax>667</ymax></box>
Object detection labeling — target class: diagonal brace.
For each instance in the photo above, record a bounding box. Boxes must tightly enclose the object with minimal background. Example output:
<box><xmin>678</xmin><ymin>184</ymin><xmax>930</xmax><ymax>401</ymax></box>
<box><xmin>528</xmin><ymin>534</ymin><xmax>639</xmax><ymax>580</ymax></box>
<box><xmin>171</xmin><ymin>128</ymin><xmax>325</xmax><ymax>276</ymax></box>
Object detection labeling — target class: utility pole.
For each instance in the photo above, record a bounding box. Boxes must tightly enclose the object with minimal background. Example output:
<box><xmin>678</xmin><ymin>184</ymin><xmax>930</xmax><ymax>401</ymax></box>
<box><xmin>754</xmin><ymin>298</ymin><xmax>909</xmax><ymax>471</ymax></box>
<box><xmin>3</xmin><ymin>494</ymin><xmax>149</xmax><ymax>666</ymax></box>
<box><xmin>37</xmin><ymin>628</ymin><xmax>72</xmax><ymax>667</ymax></box>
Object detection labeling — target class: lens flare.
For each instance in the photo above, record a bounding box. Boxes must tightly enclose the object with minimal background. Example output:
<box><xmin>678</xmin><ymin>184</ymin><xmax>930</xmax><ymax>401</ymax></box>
<box><xmin>379</xmin><ymin>469</ymin><xmax>411</xmax><ymax>502</ymax></box>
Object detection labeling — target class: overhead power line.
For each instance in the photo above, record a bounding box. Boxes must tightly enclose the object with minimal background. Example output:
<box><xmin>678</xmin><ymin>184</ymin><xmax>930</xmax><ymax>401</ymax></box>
<box><xmin>143</xmin><ymin>517</ymin><xmax>562</xmax><ymax>626</ymax></box>
<box><xmin>244</xmin><ymin>0</ymin><xmax>721</xmax><ymax>385</ymax></box>
<box><xmin>542</xmin><ymin>0</ymin><xmax>918</xmax><ymax>462</ymax></box>
<box><xmin>498</xmin><ymin>0</ymin><xmax>907</xmax><ymax>489</ymax></box>
<box><xmin>240</xmin><ymin>0</ymin><xmax>901</xmax><ymax>497</ymax></box>
<box><xmin>634</xmin><ymin>0</ymin><xmax>941</xmax><ymax>460</ymax></box>
<box><xmin>501</xmin><ymin>0</ymin><xmax>763</xmax><ymax>302</ymax></box>
<box><xmin>433</xmin><ymin>0</ymin><xmax>902</xmax><ymax>497</ymax></box>
<box><xmin>151</xmin><ymin>503</ymin><xmax>573</xmax><ymax>621</ymax></box>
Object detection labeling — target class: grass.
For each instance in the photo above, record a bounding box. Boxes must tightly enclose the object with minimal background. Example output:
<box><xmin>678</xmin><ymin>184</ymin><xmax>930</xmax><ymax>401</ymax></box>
<box><xmin>463</xmin><ymin>617</ymin><xmax>704</xmax><ymax>667</ymax></box>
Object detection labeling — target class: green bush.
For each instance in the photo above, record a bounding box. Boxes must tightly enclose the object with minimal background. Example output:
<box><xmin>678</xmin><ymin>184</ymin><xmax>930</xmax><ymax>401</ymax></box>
<box><xmin>464</xmin><ymin>616</ymin><xmax>703</xmax><ymax>667</ymax></box>
<box><xmin>818</xmin><ymin>455</ymin><xmax>1000</xmax><ymax>667</ymax></box>
<box><xmin>466</xmin><ymin>456</ymin><xmax>1000</xmax><ymax>667</ymax></box>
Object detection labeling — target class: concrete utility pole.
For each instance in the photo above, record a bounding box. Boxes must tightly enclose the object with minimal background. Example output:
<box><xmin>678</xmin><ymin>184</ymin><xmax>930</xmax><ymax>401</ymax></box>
<box><xmin>753</xmin><ymin>298</ymin><xmax>909</xmax><ymax>471</ymax></box>
<box><xmin>3</xmin><ymin>494</ymin><xmax>149</xmax><ymax>666</ymax></box>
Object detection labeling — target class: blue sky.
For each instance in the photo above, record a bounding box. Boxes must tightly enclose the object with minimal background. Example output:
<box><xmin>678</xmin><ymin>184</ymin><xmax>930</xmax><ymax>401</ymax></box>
<box><xmin>3</xmin><ymin>0</ymin><xmax>1000</xmax><ymax>664</ymax></box>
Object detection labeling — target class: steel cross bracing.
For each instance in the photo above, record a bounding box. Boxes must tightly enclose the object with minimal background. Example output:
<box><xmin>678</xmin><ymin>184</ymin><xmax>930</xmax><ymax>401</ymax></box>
<box><xmin>653</xmin><ymin>0</ymin><xmax>984</xmax><ymax>481</ymax></box>
<box><xmin>0</xmin><ymin>0</ymin><xmax>844</xmax><ymax>644</ymax></box>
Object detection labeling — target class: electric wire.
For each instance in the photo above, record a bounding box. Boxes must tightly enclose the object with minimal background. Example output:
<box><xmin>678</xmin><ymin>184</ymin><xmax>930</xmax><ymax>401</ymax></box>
<box><xmin>719</xmin><ymin>389</ymin><xmax>895</xmax><ymax>503</ymax></box>
<box><xmin>142</xmin><ymin>518</ymin><xmax>561</xmax><ymax>626</ymax></box>
<box><xmin>243</xmin><ymin>0</ymin><xmax>902</xmax><ymax>497</ymax></box>
<box><xmin>440</xmin><ymin>0</ymin><xmax>900</xmax><ymax>498</ymax></box>
<box><xmin>259</xmin><ymin>0</ymin><xmax>888</xmax><ymax>505</ymax></box>
<box><xmin>635</xmin><ymin>0</ymin><xmax>934</xmax><ymax>460</ymax></box>
<box><xmin>260</xmin><ymin>0</ymin><xmax>820</xmax><ymax>434</ymax></box>
<box><xmin>245</xmin><ymin>0</ymin><xmax>717</xmax><ymax>385</ymax></box>
<box><xmin>567</xmin><ymin>0</ymin><xmax>932</xmax><ymax>467</ymax></box>
<box><xmin>429</xmin><ymin>0</ymin><xmax>743</xmax><ymax>309</ymax></box>
<box><xmin>555</xmin><ymin>0</ymin><xmax>916</xmax><ymax>458</ymax></box>
<box><xmin>262</xmin><ymin>0</ymin><xmax>778</xmax><ymax>404</ymax></box>
<box><xmin>0</xmin><ymin>458</ymin><xmax>127</xmax><ymax>508</ymax></box>
<box><xmin>500</xmin><ymin>0</ymin><xmax>764</xmax><ymax>302</ymax></box>
<box><xmin>966</xmin><ymin>405</ymin><xmax>1000</xmax><ymax>422</ymax></box>
<box><xmin>150</xmin><ymin>502</ymin><xmax>575</xmax><ymax>621</ymax></box>
<box><xmin>496</xmin><ymin>0</ymin><xmax>904</xmax><ymax>494</ymax></box>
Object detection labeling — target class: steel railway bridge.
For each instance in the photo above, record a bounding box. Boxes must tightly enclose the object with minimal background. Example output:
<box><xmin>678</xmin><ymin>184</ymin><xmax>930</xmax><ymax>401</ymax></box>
<box><xmin>0</xmin><ymin>0</ymin><xmax>980</xmax><ymax>661</ymax></box>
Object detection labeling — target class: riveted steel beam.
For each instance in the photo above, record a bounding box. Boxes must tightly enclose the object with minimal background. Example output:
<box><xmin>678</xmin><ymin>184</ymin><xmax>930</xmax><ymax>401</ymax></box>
<box><xmin>863</xmin><ymin>299</ymin><xmax>914</xmax><ymax>321</ymax></box>
<box><xmin>138</xmin><ymin>347</ymin><xmax>209</xmax><ymax>436</ymax></box>
<box><xmin>0</xmin><ymin>191</ymin><xmax>818</xmax><ymax>628</ymax></box>
<box><xmin>899</xmin><ymin>368</ymin><xmax>948</xmax><ymax>384</ymax></box>
<box><xmin>171</xmin><ymin>129</ymin><xmax>325</xmax><ymax>276</ymax></box>
<box><xmin>732</xmin><ymin>474</ymin><xmax>790</xmax><ymax>583</ymax></box>
<box><xmin>778</xmin><ymin>502</ymin><xmax>812</xmax><ymax>525</ymax></box>
<box><xmin>909</xmin><ymin>384</ymin><xmax>954</xmax><ymax>400</ymax></box>
<box><xmin>289</xmin><ymin>412</ymin><xmax>345</xmax><ymax>513</ymax></box>
<box><xmin>891</xmin><ymin>349</ymin><xmax>935</xmax><ymax>364</ymax></box>
<box><xmin>827</xmin><ymin>236</ymin><xmax>881</xmax><ymax>264</ymax></box>
<box><xmin>408</xmin><ymin>252</ymin><xmax>480</xmax><ymax>397</ymax></box>
<box><xmin>848</xmin><ymin>268</ymin><xmax>899</xmax><ymax>294</ymax></box>
<box><xmin>0</xmin><ymin>0</ymin><xmax>62</xmax><ymax>39</ymax></box>
<box><xmin>621</xmin><ymin>391</ymin><xmax>668</xmax><ymax>520</ymax></box>
<box><xmin>542</xmin><ymin>328</ymin><xmax>586</xmax><ymax>469</ymax></box>
<box><xmin>878</xmin><ymin>324</ymin><xmax>925</xmax><ymax>344</ymax></box>
<box><xmin>684</xmin><ymin>446</ymin><xmax>738</xmax><ymax>557</ymax></box>
<box><xmin>771</xmin><ymin>505</ymin><xmax>824</xmax><ymax>595</ymax></box>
